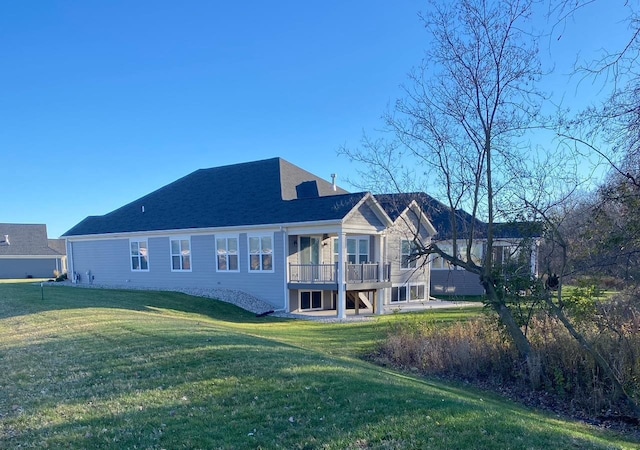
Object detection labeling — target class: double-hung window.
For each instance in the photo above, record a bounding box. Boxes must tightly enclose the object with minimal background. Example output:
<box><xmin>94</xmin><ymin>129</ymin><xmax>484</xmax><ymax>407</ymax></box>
<box><xmin>216</xmin><ymin>236</ymin><xmax>239</xmax><ymax>271</ymax></box>
<box><xmin>401</xmin><ymin>239</ymin><xmax>419</xmax><ymax>269</ymax></box>
<box><xmin>170</xmin><ymin>237</ymin><xmax>191</xmax><ymax>271</ymax></box>
<box><xmin>130</xmin><ymin>239</ymin><xmax>149</xmax><ymax>271</ymax></box>
<box><xmin>248</xmin><ymin>234</ymin><xmax>273</xmax><ymax>272</ymax></box>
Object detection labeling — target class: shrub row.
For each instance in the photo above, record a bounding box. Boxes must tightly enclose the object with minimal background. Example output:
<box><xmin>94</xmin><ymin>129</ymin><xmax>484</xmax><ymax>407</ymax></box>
<box><xmin>378</xmin><ymin>290</ymin><xmax>640</xmax><ymax>419</ymax></box>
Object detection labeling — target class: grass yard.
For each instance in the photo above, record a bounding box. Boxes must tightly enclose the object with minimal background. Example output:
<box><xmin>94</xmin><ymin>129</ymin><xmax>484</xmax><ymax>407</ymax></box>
<box><xmin>0</xmin><ymin>283</ymin><xmax>638</xmax><ymax>449</ymax></box>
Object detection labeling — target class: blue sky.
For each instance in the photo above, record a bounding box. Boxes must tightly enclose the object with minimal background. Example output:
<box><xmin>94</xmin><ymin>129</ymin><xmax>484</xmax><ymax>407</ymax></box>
<box><xmin>0</xmin><ymin>1</ymin><xmax>631</xmax><ymax>237</ymax></box>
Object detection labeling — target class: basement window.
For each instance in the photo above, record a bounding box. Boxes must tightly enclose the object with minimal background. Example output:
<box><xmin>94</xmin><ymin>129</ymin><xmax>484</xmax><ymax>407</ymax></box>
<box><xmin>300</xmin><ymin>291</ymin><xmax>322</xmax><ymax>310</ymax></box>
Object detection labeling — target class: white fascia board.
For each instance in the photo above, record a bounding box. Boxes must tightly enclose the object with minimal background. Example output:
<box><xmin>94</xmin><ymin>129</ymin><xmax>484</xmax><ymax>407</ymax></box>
<box><xmin>64</xmin><ymin>219</ymin><xmax>345</xmax><ymax>242</ymax></box>
<box><xmin>0</xmin><ymin>255</ymin><xmax>63</xmax><ymax>259</ymax></box>
<box><xmin>406</xmin><ymin>200</ymin><xmax>437</xmax><ymax>236</ymax></box>
<box><xmin>366</xmin><ymin>194</ymin><xmax>394</xmax><ymax>227</ymax></box>
<box><xmin>341</xmin><ymin>193</ymin><xmax>394</xmax><ymax>228</ymax></box>
<box><xmin>284</xmin><ymin>225</ymin><xmax>342</xmax><ymax>235</ymax></box>
<box><xmin>341</xmin><ymin>224</ymin><xmax>387</xmax><ymax>235</ymax></box>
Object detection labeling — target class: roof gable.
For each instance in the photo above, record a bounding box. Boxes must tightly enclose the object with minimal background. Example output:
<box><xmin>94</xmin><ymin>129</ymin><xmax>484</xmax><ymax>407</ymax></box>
<box><xmin>342</xmin><ymin>193</ymin><xmax>392</xmax><ymax>231</ymax></box>
<box><xmin>377</xmin><ymin>193</ymin><xmax>540</xmax><ymax>239</ymax></box>
<box><xmin>377</xmin><ymin>193</ymin><xmax>478</xmax><ymax>237</ymax></box>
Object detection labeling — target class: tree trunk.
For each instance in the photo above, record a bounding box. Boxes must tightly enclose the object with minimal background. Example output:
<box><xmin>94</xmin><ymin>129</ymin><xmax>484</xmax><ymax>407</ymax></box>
<box><xmin>483</xmin><ymin>281</ymin><xmax>531</xmax><ymax>355</ymax></box>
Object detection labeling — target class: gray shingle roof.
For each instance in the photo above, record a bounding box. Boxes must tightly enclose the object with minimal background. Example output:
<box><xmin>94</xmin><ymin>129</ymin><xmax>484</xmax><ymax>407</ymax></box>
<box><xmin>0</xmin><ymin>224</ymin><xmax>64</xmax><ymax>256</ymax></box>
<box><xmin>376</xmin><ymin>193</ymin><xmax>541</xmax><ymax>240</ymax></box>
<box><xmin>376</xmin><ymin>193</ymin><xmax>482</xmax><ymax>237</ymax></box>
<box><xmin>63</xmin><ymin>158</ymin><xmax>363</xmax><ymax>237</ymax></box>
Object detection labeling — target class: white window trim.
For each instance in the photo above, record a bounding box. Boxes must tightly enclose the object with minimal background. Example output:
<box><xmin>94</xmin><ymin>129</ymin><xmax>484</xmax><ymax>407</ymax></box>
<box><xmin>300</xmin><ymin>290</ymin><xmax>322</xmax><ymax>311</ymax></box>
<box><xmin>408</xmin><ymin>283</ymin><xmax>426</xmax><ymax>301</ymax></box>
<box><xmin>332</xmin><ymin>236</ymin><xmax>371</xmax><ymax>265</ymax></box>
<box><xmin>130</xmin><ymin>238</ymin><xmax>150</xmax><ymax>272</ymax></box>
<box><xmin>248</xmin><ymin>233</ymin><xmax>275</xmax><ymax>273</ymax></box>
<box><xmin>390</xmin><ymin>284</ymin><xmax>409</xmax><ymax>303</ymax></box>
<box><xmin>170</xmin><ymin>236</ymin><xmax>192</xmax><ymax>272</ymax></box>
<box><xmin>215</xmin><ymin>234</ymin><xmax>240</xmax><ymax>273</ymax></box>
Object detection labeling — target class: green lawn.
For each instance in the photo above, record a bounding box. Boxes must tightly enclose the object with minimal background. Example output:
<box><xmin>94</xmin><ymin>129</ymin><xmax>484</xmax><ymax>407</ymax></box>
<box><xmin>0</xmin><ymin>283</ymin><xmax>637</xmax><ymax>449</ymax></box>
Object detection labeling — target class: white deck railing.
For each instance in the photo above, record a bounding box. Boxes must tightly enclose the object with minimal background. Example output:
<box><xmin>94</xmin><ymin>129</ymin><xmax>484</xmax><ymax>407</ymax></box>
<box><xmin>289</xmin><ymin>263</ymin><xmax>391</xmax><ymax>284</ymax></box>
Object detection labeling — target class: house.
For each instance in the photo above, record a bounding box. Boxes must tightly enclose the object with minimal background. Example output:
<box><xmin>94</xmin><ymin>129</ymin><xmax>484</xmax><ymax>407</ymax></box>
<box><xmin>0</xmin><ymin>223</ymin><xmax>67</xmax><ymax>279</ymax></box>
<box><xmin>377</xmin><ymin>193</ymin><xmax>542</xmax><ymax>296</ymax></box>
<box><xmin>63</xmin><ymin>158</ymin><xmax>437</xmax><ymax>317</ymax></box>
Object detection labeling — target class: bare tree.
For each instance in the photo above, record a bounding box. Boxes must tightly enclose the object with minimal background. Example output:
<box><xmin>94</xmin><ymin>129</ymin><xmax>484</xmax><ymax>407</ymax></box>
<box><xmin>551</xmin><ymin>0</ymin><xmax>640</xmax><ymax>185</ymax></box>
<box><xmin>342</xmin><ymin>0</ymin><xmax>549</xmax><ymax>361</ymax></box>
<box><xmin>341</xmin><ymin>0</ymin><xmax>640</xmax><ymax>414</ymax></box>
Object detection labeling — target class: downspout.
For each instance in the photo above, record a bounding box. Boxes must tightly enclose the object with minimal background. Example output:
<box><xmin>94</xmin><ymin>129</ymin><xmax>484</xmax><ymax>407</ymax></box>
<box><xmin>67</xmin><ymin>239</ymin><xmax>75</xmax><ymax>283</ymax></box>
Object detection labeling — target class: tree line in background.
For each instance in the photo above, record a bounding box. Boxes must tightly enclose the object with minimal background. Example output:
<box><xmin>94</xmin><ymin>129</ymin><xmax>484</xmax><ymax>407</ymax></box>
<box><xmin>342</xmin><ymin>0</ymin><xmax>640</xmax><ymax>421</ymax></box>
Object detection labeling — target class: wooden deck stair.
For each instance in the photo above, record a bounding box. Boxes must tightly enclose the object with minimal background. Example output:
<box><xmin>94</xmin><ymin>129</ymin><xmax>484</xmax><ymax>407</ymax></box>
<box><xmin>346</xmin><ymin>291</ymin><xmax>373</xmax><ymax>314</ymax></box>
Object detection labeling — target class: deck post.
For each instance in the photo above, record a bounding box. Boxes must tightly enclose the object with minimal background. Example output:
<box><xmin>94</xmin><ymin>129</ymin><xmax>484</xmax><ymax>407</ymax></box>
<box><xmin>337</xmin><ymin>232</ymin><xmax>346</xmax><ymax>319</ymax></box>
<box><xmin>375</xmin><ymin>234</ymin><xmax>385</xmax><ymax>315</ymax></box>
<box><xmin>376</xmin><ymin>288</ymin><xmax>384</xmax><ymax>315</ymax></box>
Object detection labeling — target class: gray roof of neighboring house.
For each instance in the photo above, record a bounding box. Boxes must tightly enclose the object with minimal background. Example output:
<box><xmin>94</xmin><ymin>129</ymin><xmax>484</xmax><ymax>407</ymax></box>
<box><xmin>47</xmin><ymin>239</ymin><xmax>67</xmax><ymax>255</ymax></box>
<box><xmin>63</xmin><ymin>158</ymin><xmax>364</xmax><ymax>237</ymax></box>
<box><xmin>0</xmin><ymin>224</ymin><xmax>65</xmax><ymax>256</ymax></box>
<box><xmin>376</xmin><ymin>193</ymin><xmax>541</xmax><ymax>240</ymax></box>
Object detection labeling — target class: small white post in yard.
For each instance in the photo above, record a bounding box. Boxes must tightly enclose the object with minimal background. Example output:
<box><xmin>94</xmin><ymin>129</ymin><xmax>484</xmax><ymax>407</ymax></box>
<box><xmin>40</xmin><ymin>282</ymin><xmax>44</xmax><ymax>301</ymax></box>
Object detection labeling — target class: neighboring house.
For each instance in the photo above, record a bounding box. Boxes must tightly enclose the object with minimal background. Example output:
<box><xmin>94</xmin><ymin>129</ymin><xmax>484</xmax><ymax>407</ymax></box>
<box><xmin>62</xmin><ymin>158</ymin><xmax>437</xmax><ymax>317</ymax></box>
<box><xmin>0</xmin><ymin>223</ymin><xmax>67</xmax><ymax>279</ymax></box>
<box><xmin>378</xmin><ymin>193</ymin><xmax>542</xmax><ymax>296</ymax></box>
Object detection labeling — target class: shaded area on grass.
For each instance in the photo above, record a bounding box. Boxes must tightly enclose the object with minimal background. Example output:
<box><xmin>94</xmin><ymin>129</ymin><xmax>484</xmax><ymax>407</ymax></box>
<box><xmin>0</xmin><ymin>283</ymin><xmax>283</xmax><ymax>324</ymax></box>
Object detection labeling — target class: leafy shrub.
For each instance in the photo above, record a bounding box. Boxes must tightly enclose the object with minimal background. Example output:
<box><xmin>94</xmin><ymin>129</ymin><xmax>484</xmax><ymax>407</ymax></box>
<box><xmin>562</xmin><ymin>283</ymin><xmax>601</xmax><ymax>322</ymax></box>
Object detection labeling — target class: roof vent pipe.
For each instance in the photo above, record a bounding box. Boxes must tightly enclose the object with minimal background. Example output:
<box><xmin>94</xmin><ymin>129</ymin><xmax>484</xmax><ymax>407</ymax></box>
<box><xmin>331</xmin><ymin>173</ymin><xmax>337</xmax><ymax>192</ymax></box>
<box><xmin>141</xmin><ymin>206</ymin><xmax>145</xmax><ymax>213</ymax></box>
